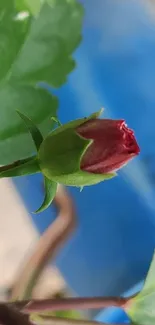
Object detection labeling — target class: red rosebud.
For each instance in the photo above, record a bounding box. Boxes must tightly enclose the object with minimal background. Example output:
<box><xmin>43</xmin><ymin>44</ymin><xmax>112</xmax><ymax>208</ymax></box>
<box><xmin>76</xmin><ymin>118</ymin><xmax>140</xmax><ymax>174</ymax></box>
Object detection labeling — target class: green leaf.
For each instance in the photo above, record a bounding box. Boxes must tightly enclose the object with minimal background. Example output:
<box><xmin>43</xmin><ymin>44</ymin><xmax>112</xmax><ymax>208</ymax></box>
<box><xmin>10</xmin><ymin>0</ymin><xmax>83</xmax><ymax>86</ymax></box>
<box><xmin>35</xmin><ymin>177</ymin><xmax>57</xmax><ymax>213</ymax></box>
<box><xmin>0</xmin><ymin>85</ymin><xmax>57</xmax><ymax>164</ymax></box>
<box><xmin>127</xmin><ymin>251</ymin><xmax>155</xmax><ymax>325</ymax></box>
<box><xmin>0</xmin><ymin>0</ymin><xmax>83</xmax><ymax>164</ymax></box>
<box><xmin>15</xmin><ymin>0</ymin><xmax>42</xmax><ymax>16</ymax></box>
<box><xmin>17</xmin><ymin>110</ymin><xmax>44</xmax><ymax>151</ymax></box>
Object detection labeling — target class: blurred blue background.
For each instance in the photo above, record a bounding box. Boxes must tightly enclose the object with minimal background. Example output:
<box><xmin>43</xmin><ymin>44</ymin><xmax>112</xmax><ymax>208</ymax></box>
<box><xmin>13</xmin><ymin>0</ymin><xmax>155</xmax><ymax>322</ymax></box>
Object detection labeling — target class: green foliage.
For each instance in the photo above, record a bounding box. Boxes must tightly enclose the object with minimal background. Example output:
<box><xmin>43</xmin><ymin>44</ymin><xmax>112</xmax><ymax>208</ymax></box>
<box><xmin>17</xmin><ymin>110</ymin><xmax>44</xmax><ymax>151</ymax></box>
<box><xmin>15</xmin><ymin>0</ymin><xmax>42</xmax><ymax>16</ymax></box>
<box><xmin>0</xmin><ymin>0</ymin><xmax>83</xmax><ymax>164</ymax></box>
<box><xmin>127</xmin><ymin>251</ymin><xmax>155</xmax><ymax>325</ymax></box>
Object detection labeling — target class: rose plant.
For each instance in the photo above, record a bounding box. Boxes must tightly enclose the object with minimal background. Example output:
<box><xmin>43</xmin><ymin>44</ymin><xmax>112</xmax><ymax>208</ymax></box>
<box><xmin>0</xmin><ymin>2</ymin><xmax>154</xmax><ymax>325</ymax></box>
<box><xmin>0</xmin><ymin>109</ymin><xmax>140</xmax><ymax>212</ymax></box>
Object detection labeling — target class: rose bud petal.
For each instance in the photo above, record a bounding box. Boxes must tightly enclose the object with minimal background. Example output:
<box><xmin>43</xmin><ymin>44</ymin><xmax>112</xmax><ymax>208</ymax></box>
<box><xmin>76</xmin><ymin>119</ymin><xmax>140</xmax><ymax>174</ymax></box>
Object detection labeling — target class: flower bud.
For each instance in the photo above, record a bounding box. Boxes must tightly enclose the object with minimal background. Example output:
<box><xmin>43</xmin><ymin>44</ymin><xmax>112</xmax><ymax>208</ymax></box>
<box><xmin>77</xmin><ymin>118</ymin><xmax>140</xmax><ymax>174</ymax></box>
<box><xmin>38</xmin><ymin>111</ymin><xmax>140</xmax><ymax>187</ymax></box>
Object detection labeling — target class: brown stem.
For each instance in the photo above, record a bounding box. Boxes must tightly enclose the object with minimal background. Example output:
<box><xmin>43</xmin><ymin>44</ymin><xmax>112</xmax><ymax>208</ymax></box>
<box><xmin>10</xmin><ymin>185</ymin><xmax>76</xmax><ymax>300</ymax></box>
<box><xmin>10</xmin><ymin>296</ymin><xmax>127</xmax><ymax>313</ymax></box>
<box><xmin>8</xmin><ymin>183</ymin><xmax>134</xmax><ymax>314</ymax></box>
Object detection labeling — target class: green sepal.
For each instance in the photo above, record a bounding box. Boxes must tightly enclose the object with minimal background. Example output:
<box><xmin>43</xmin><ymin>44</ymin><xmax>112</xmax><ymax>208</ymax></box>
<box><xmin>51</xmin><ymin>116</ymin><xmax>62</xmax><ymax>127</ymax></box>
<box><xmin>47</xmin><ymin>108</ymin><xmax>103</xmax><ymax>137</ymax></box>
<box><xmin>90</xmin><ymin>107</ymin><xmax>104</xmax><ymax>119</ymax></box>
<box><xmin>34</xmin><ymin>177</ymin><xmax>57</xmax><ymax>214</ymax></box>
<box><xmin>52</xmin><ymin>170</ymin><xmax>115</xmax><ymax>187</ymax></box>
<box><xmin>17</xmin><ymin>110</ymin><xmax>44</xmax><ymax>151</ymax></box>
<box><xmin>0</xmin><ymin>156</ymin><xmax>40</xmax><ymax>178</ymax></box>
<box><xmin>38</xmin><ymin>110</ymin><xmax>115</xmax><ymax>187</ymax></box>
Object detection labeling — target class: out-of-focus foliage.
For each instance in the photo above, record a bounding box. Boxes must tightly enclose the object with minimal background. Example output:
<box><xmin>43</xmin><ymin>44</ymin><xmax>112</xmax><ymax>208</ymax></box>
<box><xmin>0</xmin><ymin>0</ymin><xmax>83</xmax><ymax>164</ymax></box>
<box><xmin>15</xmin><ymin>0</ymin><xmax>42</xmax><ymax>15</ymax></box>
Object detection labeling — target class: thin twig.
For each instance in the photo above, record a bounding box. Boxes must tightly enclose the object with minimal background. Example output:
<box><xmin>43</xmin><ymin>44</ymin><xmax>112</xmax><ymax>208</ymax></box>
<box><xmin>10</xmin><ymin>185</ymin><xmax>76</xmax><ymax>300</ymax></box>
<box><xmin>8</xmin><ymin>184</ymin><xmax>133</xmax><ymax>313</ymax></box>
<box><xmin>0</xmin><ymin>157</ymin><xmax>33</xmax><ymax>172</ymax></box>
<box><xmin>10</xmin><ymin>296</ymin><xmax>127</xmax><ymax>313</ymax></box>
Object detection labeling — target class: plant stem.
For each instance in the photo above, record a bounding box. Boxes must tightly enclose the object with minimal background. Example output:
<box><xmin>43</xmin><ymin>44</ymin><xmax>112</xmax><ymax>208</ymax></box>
<box><xmin>10</xmin><ymin>296</ymin><xmax>127</xmax><ymax>313</ymax></box>
<box><xmin>10</xmin><ymin>185</ymin><xmax>76</xmax><ymax>300</ymax></box>
<box><xmin>0</xmin><ymin>156</ymin><xmax>39</xmax><ymax>178</ymax></box>
<box><xmin>0</xmin><ymin>157</ymin><xmax>34</xmax><ymax>172</ymax></box>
